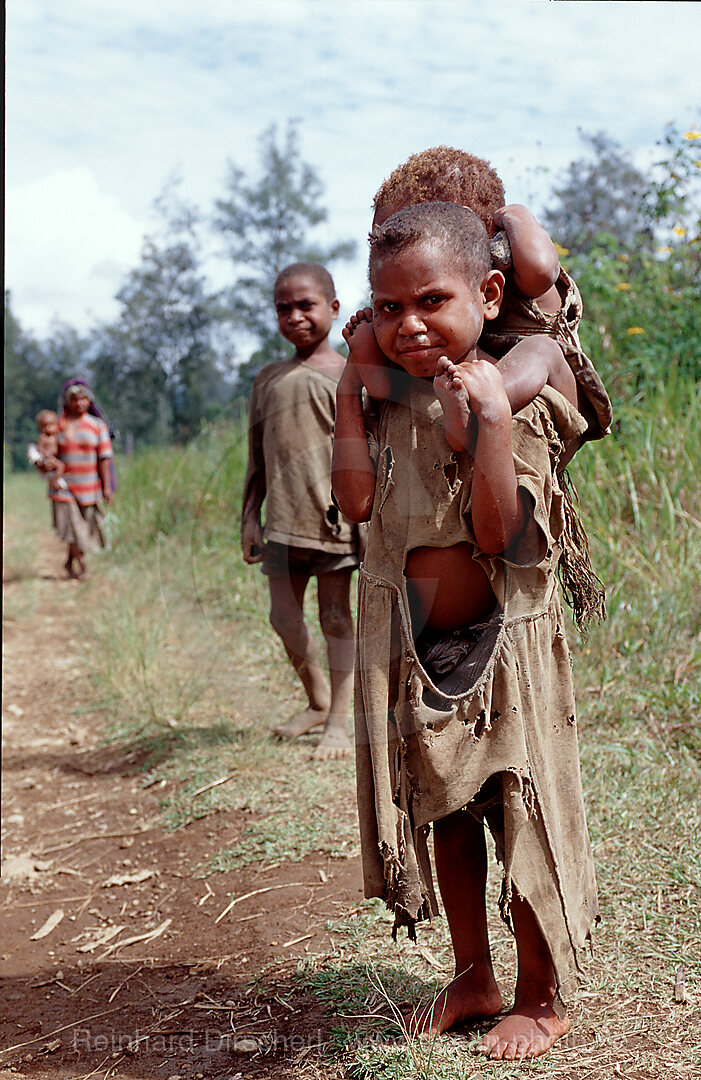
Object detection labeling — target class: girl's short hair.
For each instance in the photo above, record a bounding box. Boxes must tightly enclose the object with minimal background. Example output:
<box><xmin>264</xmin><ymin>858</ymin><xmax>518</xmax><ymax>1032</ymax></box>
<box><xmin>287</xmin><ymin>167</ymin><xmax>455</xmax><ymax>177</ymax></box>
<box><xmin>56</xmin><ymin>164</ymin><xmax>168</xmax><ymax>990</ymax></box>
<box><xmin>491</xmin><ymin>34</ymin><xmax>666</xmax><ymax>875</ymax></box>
<box><xmin>369</xmin><ymin>202</ymin><xmax>491</xmax><ymax>288</ymax></box>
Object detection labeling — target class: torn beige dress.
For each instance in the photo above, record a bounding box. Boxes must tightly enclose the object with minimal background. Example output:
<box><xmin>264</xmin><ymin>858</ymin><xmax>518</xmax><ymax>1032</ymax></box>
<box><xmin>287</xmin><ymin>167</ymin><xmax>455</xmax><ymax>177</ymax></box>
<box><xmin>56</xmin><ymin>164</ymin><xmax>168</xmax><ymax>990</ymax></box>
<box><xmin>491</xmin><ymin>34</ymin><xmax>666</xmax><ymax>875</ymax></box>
<box><xmin>355</xmin><ymin>381</ymin><xmax>598</xmax><ymax>1006</ymax></box>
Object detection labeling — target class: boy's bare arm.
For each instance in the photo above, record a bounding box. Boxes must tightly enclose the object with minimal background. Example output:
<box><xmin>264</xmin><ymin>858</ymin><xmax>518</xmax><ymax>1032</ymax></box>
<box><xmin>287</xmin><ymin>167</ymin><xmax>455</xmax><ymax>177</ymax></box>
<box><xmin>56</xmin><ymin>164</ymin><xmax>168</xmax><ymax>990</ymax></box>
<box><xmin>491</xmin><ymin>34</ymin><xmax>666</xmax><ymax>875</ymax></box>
<box><xmin>492</xmin><ymin>205</ymin><xmax>559</xmax><ymax>303</ymax></box>
<box><xmin>241</xmin><ymin>464</ymin><xmax>266</xmax><ymax>563</ymax></box>
<box><xmin>461</xmin><ymin>360</ymin><xmax>526</xmax><ymax>554</ymax></box>
<box><xmin>241</xmin><ymin>396</ymin><xmax>267</xmax><ymax>563</ymax></box>
<box><xmin>332</xmin><ymin>362</ymin><xmax>377</xmax><ymax>523</ymax></box>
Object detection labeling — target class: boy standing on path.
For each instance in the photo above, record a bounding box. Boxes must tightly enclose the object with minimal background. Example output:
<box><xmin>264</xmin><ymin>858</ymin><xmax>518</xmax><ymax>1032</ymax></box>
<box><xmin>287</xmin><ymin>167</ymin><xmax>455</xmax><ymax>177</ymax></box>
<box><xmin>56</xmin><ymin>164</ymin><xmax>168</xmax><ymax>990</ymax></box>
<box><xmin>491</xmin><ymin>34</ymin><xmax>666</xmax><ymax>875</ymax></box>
<box><xmin>241</xmin><ymin>263</ymin><xmax>357</xmax><ymax>761</ymax></box>
<box><xmin>333</xmin><ymin>204</ymin><xmax>600</xmax><ymax>1060</ymax></box>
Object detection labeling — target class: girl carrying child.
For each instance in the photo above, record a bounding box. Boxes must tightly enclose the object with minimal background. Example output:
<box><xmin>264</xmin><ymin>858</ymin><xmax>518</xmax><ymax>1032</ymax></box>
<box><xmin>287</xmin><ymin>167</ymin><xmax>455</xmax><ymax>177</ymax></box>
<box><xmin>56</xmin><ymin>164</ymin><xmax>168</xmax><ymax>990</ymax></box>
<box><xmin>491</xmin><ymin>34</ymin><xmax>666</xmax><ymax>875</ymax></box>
<box><xmin>333</xmin><ymin>198</ymin><xmax>605</xmax><ymax>1061</ymax></box>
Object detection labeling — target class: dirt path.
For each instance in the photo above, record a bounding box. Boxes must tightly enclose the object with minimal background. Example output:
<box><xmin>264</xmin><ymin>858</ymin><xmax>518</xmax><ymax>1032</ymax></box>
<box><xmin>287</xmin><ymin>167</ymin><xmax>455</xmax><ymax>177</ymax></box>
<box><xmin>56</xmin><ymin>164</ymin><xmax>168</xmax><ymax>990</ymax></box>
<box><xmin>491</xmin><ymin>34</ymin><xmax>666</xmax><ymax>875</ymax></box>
<box><xmin>2</xmin><ymin>530</ymin><xmax>362</xmax><ymax>1079</ymax></box>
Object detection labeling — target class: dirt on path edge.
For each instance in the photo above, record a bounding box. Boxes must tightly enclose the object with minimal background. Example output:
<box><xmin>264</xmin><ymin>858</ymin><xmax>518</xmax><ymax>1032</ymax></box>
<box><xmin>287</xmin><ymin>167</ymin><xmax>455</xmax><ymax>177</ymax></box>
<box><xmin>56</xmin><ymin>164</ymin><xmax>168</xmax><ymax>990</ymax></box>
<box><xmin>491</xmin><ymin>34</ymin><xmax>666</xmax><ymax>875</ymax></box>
<box><xmin>2</xmin><ymin>531</ymin><xmax>363</xmax><ymax>1080</ymax></box>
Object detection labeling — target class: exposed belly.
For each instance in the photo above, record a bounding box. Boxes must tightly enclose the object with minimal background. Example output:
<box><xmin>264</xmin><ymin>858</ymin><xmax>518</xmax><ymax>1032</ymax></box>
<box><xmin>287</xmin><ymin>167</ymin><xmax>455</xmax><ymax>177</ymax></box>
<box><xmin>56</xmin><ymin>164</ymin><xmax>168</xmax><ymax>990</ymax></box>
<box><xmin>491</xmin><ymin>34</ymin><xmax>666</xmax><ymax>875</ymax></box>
<box><xmin>405</xmin><ymin>543</ymin><xmax>496</xmax><ymax>637</ymax></box>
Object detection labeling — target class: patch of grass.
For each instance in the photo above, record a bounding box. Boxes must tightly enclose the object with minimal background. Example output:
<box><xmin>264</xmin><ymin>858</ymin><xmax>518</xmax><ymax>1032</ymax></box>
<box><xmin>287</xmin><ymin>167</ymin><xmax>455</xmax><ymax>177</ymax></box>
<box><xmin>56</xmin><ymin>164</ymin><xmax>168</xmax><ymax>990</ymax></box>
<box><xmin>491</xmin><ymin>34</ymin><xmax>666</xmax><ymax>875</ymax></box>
<box><xmin>66</xmin><ymin>424</ymin><xmax>359</xmax><ymax>870</ymax></box>
<box><xmin>30</xmin><ymin>375</ymin><xmax>699</xmax><ymax>1078</ymax></box>
<box><xmin>208</xmin><ymin>760</ymin><xmax>359</xmax><ymax>869</ymax></box>
<box><xmin>3</xmin><ymin>471</ymin><xmax>51</xmax><ymax>618</ymax></box>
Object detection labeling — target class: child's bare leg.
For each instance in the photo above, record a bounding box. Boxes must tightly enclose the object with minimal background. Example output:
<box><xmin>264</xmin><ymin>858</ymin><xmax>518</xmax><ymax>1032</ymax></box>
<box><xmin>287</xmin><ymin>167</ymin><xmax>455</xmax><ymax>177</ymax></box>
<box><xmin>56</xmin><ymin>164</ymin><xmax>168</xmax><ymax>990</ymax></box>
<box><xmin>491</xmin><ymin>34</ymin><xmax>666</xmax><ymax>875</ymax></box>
<box><xmin>312</xmin><ymin>568</ymin><xmax>354</xmax><ymax>761</ymax></box>
<box><xmin>474</xmin><ymin>892</ymin><xmax>569</xmax><ymax>1060</ymax></box>
<box><xmin>343</xmin><ymin>309</ymin><xmax>392</xmax><ymax>400</ymax></box>
<box><xmin>497</xmin><ymin>336</ymin><xmax>577</xmax><ymax>414</ymax></box>
<box><xmin>433</xmin><ymin>356</ymin><xmax>475</xmax><ymax>454</ymax></box>
<box><xmin>268</xmin><ymin>572</ymin><xmax>331</xmax><ymax>738</ymax></box>
<box><xmin>65</xmin><ymin>542</ymin><xmax>84</xmax><ymax>579</ymax></box>
<box><xmin>409</xmin><ymin>810</ymin><xmax>502</xmax><ymax>1035</ymax></box>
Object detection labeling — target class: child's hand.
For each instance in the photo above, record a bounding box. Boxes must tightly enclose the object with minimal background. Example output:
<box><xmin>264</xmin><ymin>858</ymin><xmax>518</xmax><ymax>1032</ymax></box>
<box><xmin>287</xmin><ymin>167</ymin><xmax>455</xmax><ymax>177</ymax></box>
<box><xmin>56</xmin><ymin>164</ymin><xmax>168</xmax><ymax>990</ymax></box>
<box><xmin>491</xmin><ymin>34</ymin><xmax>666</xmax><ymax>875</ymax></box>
<box><xmin>241</xmin><ymin>519</ymin><xmax>265</xmax><ymax>564</ymax></box>
<box><xmin>342</xmin><ymin>309</ymin><xmax>392</xmax><ymax>400</ymax></box>
<box><xmin>455</xmin><ymin>357</ymin><xmax>511</xmax><ymax>427</ymax></box>
<box><xmin>491</xmin><ymin>205</ymin><xmax>559</xmax><ymax>301</ymax></box>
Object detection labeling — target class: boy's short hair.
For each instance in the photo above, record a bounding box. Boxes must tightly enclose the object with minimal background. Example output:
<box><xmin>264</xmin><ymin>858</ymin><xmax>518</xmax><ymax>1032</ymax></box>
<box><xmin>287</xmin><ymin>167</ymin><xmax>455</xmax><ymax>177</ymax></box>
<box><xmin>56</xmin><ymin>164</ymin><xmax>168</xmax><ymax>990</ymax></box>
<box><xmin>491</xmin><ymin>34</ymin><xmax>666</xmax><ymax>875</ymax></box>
<box><xmin>373</xmin><ymin>146</ymin><xmax>505</xmax><ymax>236</ymax></box>
<box><xmin>369</xmin><ymin>202</ymin><xmax>492</xmax><ymax>289</ymax></box>
<box><xmin>274</xmin><ymin>262</ymin><xmax>337</xmax><ymax>302</ymax></box>
<box><xmin>35</xmin><ymin>409</ymin><xmax>58</xmax><ymax>428</ymax></box>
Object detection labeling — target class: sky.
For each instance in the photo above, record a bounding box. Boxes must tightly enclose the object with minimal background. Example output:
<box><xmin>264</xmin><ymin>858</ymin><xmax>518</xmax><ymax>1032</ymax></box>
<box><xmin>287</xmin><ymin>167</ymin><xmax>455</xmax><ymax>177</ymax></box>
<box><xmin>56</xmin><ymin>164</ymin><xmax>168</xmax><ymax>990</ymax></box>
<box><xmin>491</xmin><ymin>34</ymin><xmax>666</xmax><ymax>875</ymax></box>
<box><xmin>6</xmin><ymin>0</ymin><xmax>700</xmax><ymax>347</ymax></box>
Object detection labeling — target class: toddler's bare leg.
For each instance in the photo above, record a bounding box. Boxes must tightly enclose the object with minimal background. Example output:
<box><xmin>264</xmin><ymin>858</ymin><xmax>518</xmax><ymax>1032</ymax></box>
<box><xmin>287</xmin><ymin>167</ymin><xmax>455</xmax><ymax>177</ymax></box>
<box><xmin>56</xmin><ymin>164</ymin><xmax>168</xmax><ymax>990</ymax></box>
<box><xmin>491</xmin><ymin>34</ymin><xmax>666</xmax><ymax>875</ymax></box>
<box><xmin>408</xmin><ymin>810</ymin><xmax>502</xmax><ymax>1036</ymax></box>
<box><xmin>268</xmin><ymin>572</ymin><xmax>331</xmax><ymax>738</ymax></box>
<box><xmin>312</xmin><ymin>568</ymin><xmax>354</xmax><ymax>761</ymax></box>
<box><xmin>433</xmin><ymin>356</ymin><xmax>475</xmax><ymax>454</ymax></box>
<box><xmin>474</xmin><ymin>893</ymin><xmax>569</xmax><ymax>1060</ymax></box>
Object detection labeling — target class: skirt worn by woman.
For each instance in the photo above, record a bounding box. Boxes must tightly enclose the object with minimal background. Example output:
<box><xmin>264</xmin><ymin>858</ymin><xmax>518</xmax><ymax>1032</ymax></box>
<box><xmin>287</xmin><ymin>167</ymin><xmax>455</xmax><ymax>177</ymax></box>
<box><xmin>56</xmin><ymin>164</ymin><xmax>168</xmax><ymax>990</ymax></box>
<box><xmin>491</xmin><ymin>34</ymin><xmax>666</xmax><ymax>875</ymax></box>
<box><xmin>355</xmin><ymin>380</ymin><xmax>599</xmax><ymax>1007</ymax></box>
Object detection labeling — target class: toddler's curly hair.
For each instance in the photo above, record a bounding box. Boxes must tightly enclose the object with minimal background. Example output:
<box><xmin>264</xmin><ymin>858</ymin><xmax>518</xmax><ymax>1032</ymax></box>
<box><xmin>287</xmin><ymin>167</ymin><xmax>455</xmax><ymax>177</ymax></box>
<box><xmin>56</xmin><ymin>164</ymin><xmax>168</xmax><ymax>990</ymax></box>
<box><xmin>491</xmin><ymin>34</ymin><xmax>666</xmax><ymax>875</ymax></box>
<box><xmin>373</xmin><ymin>146</ymin><xmax>505</xmax><ymax>236</ymax></box>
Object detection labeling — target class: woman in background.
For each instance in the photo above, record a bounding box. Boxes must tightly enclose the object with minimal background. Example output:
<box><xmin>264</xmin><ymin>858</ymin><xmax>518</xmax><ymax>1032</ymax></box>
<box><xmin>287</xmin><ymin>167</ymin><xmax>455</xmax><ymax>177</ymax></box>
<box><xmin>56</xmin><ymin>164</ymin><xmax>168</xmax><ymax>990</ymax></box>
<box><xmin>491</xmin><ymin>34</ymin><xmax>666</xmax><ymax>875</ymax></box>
<box><xmin>49</xmin><ymin>378</ymin><xmax>114</xmax><ymax>579</ymax></box>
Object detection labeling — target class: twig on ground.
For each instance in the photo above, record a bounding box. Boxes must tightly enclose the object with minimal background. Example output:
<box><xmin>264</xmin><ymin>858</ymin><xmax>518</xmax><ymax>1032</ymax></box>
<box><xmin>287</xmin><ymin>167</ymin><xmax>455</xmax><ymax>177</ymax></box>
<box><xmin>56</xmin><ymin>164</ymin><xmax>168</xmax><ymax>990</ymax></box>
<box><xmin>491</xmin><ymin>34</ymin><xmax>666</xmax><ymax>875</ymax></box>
<box><xmin>69</xmin><ymin>970</ymin><xmax>103</xmax><ymax>997</ymax></box>
<box><xmin>281</xmin><ymin>932</ymin><xmax>314</xmax><ymax>948</ymax></box>
<box><xmin>97</xmin><ymin>917</ymin><xmax>172</xmax><ymax>959</ymax></box>
<box><xmin>36</xmin><ymin>826</ymin><xmax>155</xmax><ymax>856</ymax></box>
<box><xmin>108</xmin><ymin>963</ymin><xmax>145</xmax><ymax>1003</ymax></box>
<box><xmin>190</xmin><ymin>773</ymin><xmax>238</xmax><ymax>799</ymax></box>
<box><xmin>2</xmin><ymin>1004</ymin><xmax>129</xmax><ymax>1055</ymax></box>
<box><xmin>214</xmin><ymin>882</ymin><xmax>321</xmax><ymax>924</ymax></box>
<box><xmin>11</xmin><ymin>893</ymin><xmax>92</xmax><ymax>909</ymax></box>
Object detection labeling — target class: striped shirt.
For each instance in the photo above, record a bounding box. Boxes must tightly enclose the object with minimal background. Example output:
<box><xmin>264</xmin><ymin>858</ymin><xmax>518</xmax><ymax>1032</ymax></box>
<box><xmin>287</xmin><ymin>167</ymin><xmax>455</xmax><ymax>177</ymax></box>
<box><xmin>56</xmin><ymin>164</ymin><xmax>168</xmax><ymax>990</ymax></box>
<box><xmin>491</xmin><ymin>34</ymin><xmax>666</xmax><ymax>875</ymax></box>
<box><xmin>51</xmin><ymin>414</ymin><xmax>113</xmax><ymax>505</ymax></box>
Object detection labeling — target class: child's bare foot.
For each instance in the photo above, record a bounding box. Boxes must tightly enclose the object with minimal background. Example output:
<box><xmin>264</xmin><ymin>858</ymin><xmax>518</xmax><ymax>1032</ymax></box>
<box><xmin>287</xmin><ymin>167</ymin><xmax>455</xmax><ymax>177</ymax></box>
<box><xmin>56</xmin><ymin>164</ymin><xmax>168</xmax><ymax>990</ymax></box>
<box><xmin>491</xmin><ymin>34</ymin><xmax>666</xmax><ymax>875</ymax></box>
<box><xmin>342</xmin><ymin>306</ymin><xmax>375</xmax><ymax>349</ymax></box>
<box><xmin>433</xmin><ymin>356</ymin><xmax>475</xmax><ymax>454</ymax></box>
<box><xmin>311</xmin><ymin>715</ymin><xmax>352</xmax><ymax>761</ymax></box>
<box><xmin>273</xmin><ymin>706</ymin><xmax>328</xmax><ymax>741</ymax></box>
<box><xmin>473</xmin><ymin>1003</ymin><xmax>570</xmax><ymax>1060</ymax></box>
<box><xmin>407</xmin><ymin>965</ymin><xmax>502</xmax><ymax>1037</ymax></box>
<box><xmin>342</xmin><ymin>308</ymin><xmax>391</xmax><ymax>398</ymax></box>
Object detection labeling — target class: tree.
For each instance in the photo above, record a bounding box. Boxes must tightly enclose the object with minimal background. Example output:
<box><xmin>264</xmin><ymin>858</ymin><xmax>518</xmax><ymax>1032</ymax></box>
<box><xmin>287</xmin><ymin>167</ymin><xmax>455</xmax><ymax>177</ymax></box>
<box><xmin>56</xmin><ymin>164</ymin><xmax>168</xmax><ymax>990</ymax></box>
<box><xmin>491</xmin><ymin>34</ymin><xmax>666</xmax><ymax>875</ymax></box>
<box><xmin>542</xmin><ymin>131</ymin><xmax>652</xmax><ymax>255</ymax></box>
<box><xmin>548</xmin><ymin>124</ymin><xmax>701</xmax><ymax>403</ymax></box>
<box><xmin>4</xmin><ymin>291</ymin><xmax>40</xmax><ymax>469</ymax></box>
<box><xmin>4</xmin><ymin>293</ymin><xmax>90</xmax><ymax>469</ymax></box>
<box><xmin>93</xmin><ymin>182</ymin><xmax>231</xmax><ymax>448</ymax></box>
<box><xmin>213</xmin><ymin>122</ymin><xmax>356</xmax><ymax>394</ymax></box>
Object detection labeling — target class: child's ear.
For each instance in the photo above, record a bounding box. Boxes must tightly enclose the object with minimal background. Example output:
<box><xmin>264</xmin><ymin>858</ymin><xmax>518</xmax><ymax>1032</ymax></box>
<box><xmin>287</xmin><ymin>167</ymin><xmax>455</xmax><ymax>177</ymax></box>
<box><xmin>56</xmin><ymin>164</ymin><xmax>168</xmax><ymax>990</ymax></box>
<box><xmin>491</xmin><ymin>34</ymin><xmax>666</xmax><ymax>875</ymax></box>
<box><xmin>481</xmin><ymin>269</ymin><xmax>504</xmax><ymax>321</ymax></box>
<box><xmin>331</xmin><ymin>298</ymin><xmax>341</xmax><ymax>319</ymax></box>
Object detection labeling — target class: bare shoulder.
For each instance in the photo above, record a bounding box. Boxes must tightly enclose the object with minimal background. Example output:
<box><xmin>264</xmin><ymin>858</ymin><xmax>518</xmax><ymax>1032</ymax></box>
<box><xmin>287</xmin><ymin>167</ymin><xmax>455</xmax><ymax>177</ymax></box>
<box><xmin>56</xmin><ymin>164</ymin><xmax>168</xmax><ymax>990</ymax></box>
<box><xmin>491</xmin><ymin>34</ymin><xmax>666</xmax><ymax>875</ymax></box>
<box><xmin>304</xmin><ymin>349</ymin><xmax>347</xmax><ymax>380</ymax></box>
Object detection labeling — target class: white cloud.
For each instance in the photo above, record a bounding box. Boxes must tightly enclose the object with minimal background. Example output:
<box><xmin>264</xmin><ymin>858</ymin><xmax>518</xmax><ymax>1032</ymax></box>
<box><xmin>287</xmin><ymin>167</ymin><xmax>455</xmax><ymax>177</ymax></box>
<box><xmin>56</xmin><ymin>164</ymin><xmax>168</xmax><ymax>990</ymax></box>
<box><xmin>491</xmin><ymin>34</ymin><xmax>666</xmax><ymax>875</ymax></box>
<box><xmin>6</xmin><ymin>168</ymin><xmax>145</xmax><ymax>334</ymax></box>
<box><xmin>5</xmin><ymin>0</ymin><xmax>700</xmax><ymax>337</ymax></box>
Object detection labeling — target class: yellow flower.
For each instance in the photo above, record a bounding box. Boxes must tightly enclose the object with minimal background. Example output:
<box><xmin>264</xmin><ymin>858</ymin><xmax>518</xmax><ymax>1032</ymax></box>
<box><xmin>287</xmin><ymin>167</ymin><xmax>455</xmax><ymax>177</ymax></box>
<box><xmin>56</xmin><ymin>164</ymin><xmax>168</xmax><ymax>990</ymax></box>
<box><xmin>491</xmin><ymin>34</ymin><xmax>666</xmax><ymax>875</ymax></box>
<box><xmin>626</xmin><ymin>326</ymin><xmax>645</xmax><ymax>336</ymax></box>
<box><xmin>673</xmin><ymin>226</ymin><xmax>687</xmax><ymax>237</ymax></box>
<box><xmin>617</xmin><ymin>253</ymin><xmax>630</xmax><ymax>262</ymax></box>
<box><xmin>657</xmin><ymin>246</ymin><xmax>672</xmax><ymax>255</ymax></box>
<box><xmin>614</xmin><ymin>282</ymin><xmax>631</xmax><ymax>291</ymax></box>
<box><xmin>683</xmin><ymin>130</ymin><xmax>701</xmax><ymax>140</ymax></box>
<box><xmin>553</xmin><ymin>242</ymin><xmax>569</xmax><ymax>256</ymax></box>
